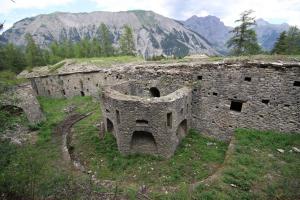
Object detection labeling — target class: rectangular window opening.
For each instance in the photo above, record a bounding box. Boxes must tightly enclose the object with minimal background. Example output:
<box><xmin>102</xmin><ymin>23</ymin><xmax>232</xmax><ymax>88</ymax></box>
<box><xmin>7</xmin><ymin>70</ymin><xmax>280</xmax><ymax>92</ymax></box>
<box><xmin>244</xmin><ymin>77</ymin><xmax>252</xmax><ymax>82</ymax></box>
<box><xmin>262</xmin><ymin>99</ymin><xmax>269</xmax><ymax>105</ymax></box>
<box><xmin>197</xmin><ymin>75</ymin><xmax>202</xmax><ymax>80</ymax></box>
<box><xmin>62</xmin><ymin>89</ymin><xmax>66</xmax><ymax>96</ymax></box>
<box><xmin>294</xmin><ymin>81</ymin><xmax>300</xmax><ymax>87</ymax></box>
<box><xmin>116</xmin><ymin>110</ymin><xmax>120</xmax><ymax>124</ymax></box>
<box><xmin>136</xmin><ymin>120</ymin><xmax>148</xmax><ymax>125</ymax></box>
<box><xmin>167</xmin><ymin>112</ymin><xmax>172</xmax><ymax>128</ymax></box>
<box><xmin>230</xmin><ymin>100</ymin><xmax>243</xmax><ymax>112</ymax></box>
<box><xmin>213</xmin><ymin>92</ymin><xmax>218</xmax><ymax>96</ymax></box>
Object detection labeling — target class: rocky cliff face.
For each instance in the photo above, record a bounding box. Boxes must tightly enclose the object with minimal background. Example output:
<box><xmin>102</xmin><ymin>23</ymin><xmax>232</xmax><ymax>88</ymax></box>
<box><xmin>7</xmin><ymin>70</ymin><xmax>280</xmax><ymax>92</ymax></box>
<box><xmin>183</xmin><ymin>16</ymin><xmax>289</xmax><ymax>53</ymax></box>
<box><xmin>0</xmin><ymin>10</ymin><xmax>218</xmax><ymax>58</ymax></box>
<box><xmin>255</xmin><ymin>19</ymin><xmax>289</xmax><ymax>50</ymax></box>
<box><xmin>184</xmin><ymin>15</ymin><xmax>232</xmax><ymax>54</ymax></box>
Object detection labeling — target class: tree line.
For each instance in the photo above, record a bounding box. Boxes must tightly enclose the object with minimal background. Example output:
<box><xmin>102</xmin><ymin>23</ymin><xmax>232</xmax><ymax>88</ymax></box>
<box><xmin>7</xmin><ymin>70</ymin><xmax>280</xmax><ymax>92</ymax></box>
<box><xmin>227</xmin><ymin>10</ymin><xmax>300</xmax><ymax>56</ymax></box>
<box><xmin>0</xmin><ymin>23</ymin><xmax>135</xmax><ymax>73</ymax></box>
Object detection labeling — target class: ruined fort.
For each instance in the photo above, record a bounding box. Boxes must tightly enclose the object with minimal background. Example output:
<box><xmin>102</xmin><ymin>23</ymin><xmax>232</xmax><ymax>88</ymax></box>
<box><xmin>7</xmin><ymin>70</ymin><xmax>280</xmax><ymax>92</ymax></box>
<box><xmin>19</xmin><ymin>60</ymin><xmax>300</xmax><ymax>158</ymax></box>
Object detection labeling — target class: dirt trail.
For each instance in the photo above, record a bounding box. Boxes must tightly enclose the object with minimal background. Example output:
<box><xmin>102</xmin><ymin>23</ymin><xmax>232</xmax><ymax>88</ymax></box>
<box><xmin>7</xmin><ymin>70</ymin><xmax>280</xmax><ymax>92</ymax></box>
<box><xmin>55</xmin><ymin>113</ymin><xmax>237</xmax><ymax>198</ymax></box>
<box><xmin>189</xmin><ymin>136</ymin><xmax>236</xmax><ymax>191</ymax></box>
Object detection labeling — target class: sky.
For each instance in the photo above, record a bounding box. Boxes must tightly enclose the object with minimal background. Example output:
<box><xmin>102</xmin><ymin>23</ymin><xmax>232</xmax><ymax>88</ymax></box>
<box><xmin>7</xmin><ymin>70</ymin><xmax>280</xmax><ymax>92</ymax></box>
<box><xmin>1</xmin><ymin>0</ymin><xmax>300</xmax><ymax>32</ymax></box>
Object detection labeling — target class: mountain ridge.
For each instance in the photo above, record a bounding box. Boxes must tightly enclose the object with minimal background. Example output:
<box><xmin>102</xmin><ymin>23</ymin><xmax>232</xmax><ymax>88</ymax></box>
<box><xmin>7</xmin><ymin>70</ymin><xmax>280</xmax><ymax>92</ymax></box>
<box><xmin>0</xmin><ymin>10</ymin><xmax>218</xmax><ymax>58</ymax></box>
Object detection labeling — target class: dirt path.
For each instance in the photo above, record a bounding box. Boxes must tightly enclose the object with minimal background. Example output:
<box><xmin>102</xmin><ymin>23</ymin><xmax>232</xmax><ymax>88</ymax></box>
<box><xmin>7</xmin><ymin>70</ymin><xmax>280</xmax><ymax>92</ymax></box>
<box><xmin>55</xmin><ymin>113</ymin><xmax>237</xmax><ymax>198</ymax></box>
<box><xmin>54</xmin><ymin>113</ymin><xmax>132</xmax><ymax>199</ymax></box>
<box><xmin>189</xmin><ymin>136</ymin><xmax>236</xmax><ymax>191</ymax></box>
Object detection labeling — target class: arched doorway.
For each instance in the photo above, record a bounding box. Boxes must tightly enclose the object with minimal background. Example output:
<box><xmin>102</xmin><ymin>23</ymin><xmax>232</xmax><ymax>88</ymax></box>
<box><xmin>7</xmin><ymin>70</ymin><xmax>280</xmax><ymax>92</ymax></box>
<box><xmin>106</xmin><ymin>118</ymin><xmax>114</xmax><ymax>133</ymax></box>
<box><xmin>131</xmin><ymin>131</ymin><xmax>157</xmax><ymax>154</ymax></box>
<box><xmin>149</xmin><ymin>87</ymin><xmax>160</xmax><ymax>97</ymax></box>
<box><xmin>176</xmin><ymin>119</ymin><xmax>187</xmax><ymax>141</ymax></box>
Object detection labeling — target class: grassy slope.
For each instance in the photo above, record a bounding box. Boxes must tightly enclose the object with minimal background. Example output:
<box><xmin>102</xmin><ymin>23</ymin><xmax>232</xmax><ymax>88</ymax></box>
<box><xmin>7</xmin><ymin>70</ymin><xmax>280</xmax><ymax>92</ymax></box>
<box><xmin>0</xmin><ymin>96</ymin><xmax>97</xmax><ymax>199</ymax></box>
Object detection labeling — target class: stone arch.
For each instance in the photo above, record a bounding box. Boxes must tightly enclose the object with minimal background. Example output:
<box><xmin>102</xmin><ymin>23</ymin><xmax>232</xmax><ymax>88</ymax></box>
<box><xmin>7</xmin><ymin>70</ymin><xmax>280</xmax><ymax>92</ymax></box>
<box><xmin>131</xmin><ymin>131</ymin><xmax>157</xmax><ymax>154</ymax></box>
<box><xmin>149</xmin><ymin>87</ymin><xmax>160</xmax><ymax>97</ymax></box>
<box><xmin>106</xmin><ymin>118</ymin><xmax>114</xmax><ymax>133</ymax></box>
<box><xmin>176</xmin><ymin>119</ymin><xmax>187</xmax><ymax>141</ymax></box>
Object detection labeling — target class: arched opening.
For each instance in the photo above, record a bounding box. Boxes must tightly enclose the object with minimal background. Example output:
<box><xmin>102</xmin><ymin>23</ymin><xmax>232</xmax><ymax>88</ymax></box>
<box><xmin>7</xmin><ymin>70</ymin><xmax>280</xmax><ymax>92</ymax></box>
<box><xmin>80</xmin><ymin>91</ymin><xmax>85</xmax><ymax>96</ymax></box>
<box><xmin>176</xmin><ymin>119</ymin><xmax>187</xmax><ymax>141</ymax></box>
<box><xmin>1</xmin><ymin>105</ymin><xmax>24</xmax><ymax>116</ymax></box>
<box><xmin>131</xmin><ymin>131</ymin><xmax>157</xmax><ymax>154</ymax></box>
<box><xmin>0</xmin><ymin>105</ymin><xmax>27</xmax><ymax>130</ymax></box>
<box><xmin>149</xmin><ymin>87</ymin><xmax>160</xmax><ymax>97</ymax></box>
<box><xmin>106</xmin><ymin>118</ymin><xmax>114</xmax><ymax>133</ymax></box>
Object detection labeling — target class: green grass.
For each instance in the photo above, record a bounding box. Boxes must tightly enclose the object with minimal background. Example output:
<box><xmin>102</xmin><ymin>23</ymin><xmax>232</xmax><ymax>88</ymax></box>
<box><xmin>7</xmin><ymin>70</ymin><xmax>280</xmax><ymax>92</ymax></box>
<box><xmin>205</xmin><ymin>54</ymin><xmax>300</xmax><ymax>62</ymax></box>
<box><xmin>1</xmin><ymin>96</ymin><xmax>299</xmax><ymax>199</ymax></box>
<box><xmin>192</xmin><ymin>129</ymin><xmax>300</xmax><ymax>200</ymax></box>
<box><xmin>0</xmin><ymin>96</ymin><xmax>98</xmax><ymax>199</ymax></box>
<box><xmin>71</xmin><ymin>111</ymin><xmax>228</xmax><ymax>192</ymax></box>
<box><xmin>0</xmin><ymin>71</ymin><xmax>27</xmax><ymax>93</ymax></box>
<box><xmin>48</xmin><ymin>61</ymin><xmax>66</xmax><ymax>73</ymax></box>
<box><xmin>71</xmin><ymin>55</ymin><xmax>144</xmax><ymax>66</ymax></box>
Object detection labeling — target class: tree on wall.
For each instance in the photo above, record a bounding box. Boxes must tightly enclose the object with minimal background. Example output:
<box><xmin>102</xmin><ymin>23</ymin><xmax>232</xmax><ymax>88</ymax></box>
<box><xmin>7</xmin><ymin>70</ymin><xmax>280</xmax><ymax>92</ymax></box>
<box><xmin>227</xmin><ymin>10</ymin><xmax>261</xmax><ymax>55</ymax></box>
<box><xmin>99</xmin><ymin>23</ymin><xmax>114</xmax><ymax>56</ymax></box>
<box><xmin>119</xmin><ymin>25</ymin><xmax>136</xmax><ymax>55</ymax></box>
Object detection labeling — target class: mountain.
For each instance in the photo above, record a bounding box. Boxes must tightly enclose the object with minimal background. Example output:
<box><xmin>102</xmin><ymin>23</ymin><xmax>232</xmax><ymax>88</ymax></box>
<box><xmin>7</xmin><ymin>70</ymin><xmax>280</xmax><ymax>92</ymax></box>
<box><xmin>255</xmin><ymin>19</ymin><xmax>289</xmax><ymax>50</ymax></box>
<box><xmin>183</xmin><ymin>15</ymin><xmax>232</xmax><ymax>54</ymax></box>
<box><xmin>183</xmin><ymin>16</ymin><xmax>289</xmax><ymax>53</ymax></box>
<box><xmin>0</xmin><ymin>10</ymin><xmax>218</xmax><ymax>58</ymax></box>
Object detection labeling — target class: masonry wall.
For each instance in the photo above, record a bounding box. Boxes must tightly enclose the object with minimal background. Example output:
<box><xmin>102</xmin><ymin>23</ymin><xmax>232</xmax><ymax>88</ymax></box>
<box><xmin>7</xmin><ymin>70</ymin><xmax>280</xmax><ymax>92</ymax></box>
<box><xmin>102</xmin><ymin>85</ymin><xmax>192</xmax><ymax>158</ymax></box>
<box><xmin>30</xmin><ymin>62</ymin><xmax>300</xmax><ymax>140</ymax></box>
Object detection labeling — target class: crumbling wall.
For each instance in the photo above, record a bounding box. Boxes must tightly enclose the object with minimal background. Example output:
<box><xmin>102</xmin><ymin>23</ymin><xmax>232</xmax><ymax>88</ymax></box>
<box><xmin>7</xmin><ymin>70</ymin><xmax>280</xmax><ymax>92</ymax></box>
<box><xmin>29</xmin><ymin>62</ymin><xmax>300</xmax><ymax>140</ymax></box>
<box><xmin>1</xmin><ymin>83</ymin><xmax>45</xmax><ymax>124</ymax></box>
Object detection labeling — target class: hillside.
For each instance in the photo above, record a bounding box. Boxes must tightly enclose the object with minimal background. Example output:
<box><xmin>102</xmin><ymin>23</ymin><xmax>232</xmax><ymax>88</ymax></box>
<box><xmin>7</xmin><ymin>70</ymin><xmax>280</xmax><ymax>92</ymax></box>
<box><xmin>0</xmin><ymin>10</ymin><xmax>218</xmax><ymax>58</ymax></box>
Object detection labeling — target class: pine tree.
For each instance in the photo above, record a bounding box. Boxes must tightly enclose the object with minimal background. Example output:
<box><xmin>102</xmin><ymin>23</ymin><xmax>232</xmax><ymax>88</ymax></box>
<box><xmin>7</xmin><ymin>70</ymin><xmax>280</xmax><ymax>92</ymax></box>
<box><xmin>272</xmin><ymin>31</ymin><xmax>288</xmax><ymax>54</ymax></box>
<box><xmin>119</xmin><ymin>25</ymin><xmax>136</xmax><ymax>55</ymax></box>
<box><xmin>227</xmin><ymin>10</ymin><xmax>261</xmax><ymax>55</ymax></box>
<box><xmin>99</xmin><ymin>23</ymin><xmax>114</xmax><ymax>56</ymax></box>
<box><xmin>91</xmin><ymin>38</ymin><xmax>101</xmax><ymax>57</ymax></box>
<box><xmin>25</xmin><ymin>34</ymin><xmax>44</xmax><ymax>67</ymax></box>
<box><xmin>286</xmin><ymin>26</ymin><xmax>300</xmax><ymax>55</ymax></box>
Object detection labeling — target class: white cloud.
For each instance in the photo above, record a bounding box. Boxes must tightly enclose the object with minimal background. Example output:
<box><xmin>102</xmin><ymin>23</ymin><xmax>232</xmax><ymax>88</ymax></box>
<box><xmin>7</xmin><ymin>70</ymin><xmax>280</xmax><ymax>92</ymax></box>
<box><xmin>90</xmin><ymin>0</ymin><xmax>172</xmax><ymax>17</ymax></box>
<box><xmin>0</xmin><ymin>0</ymin><xmax>74</xmax><ymax>13</ymax></box>
<box><xmin>90</xmin><ymin>0</ymin><xmax>300</xmax><ymax>27</ymax></box>
<box><xmin>1</xmin><ymin>0</ymin><xmax>300</xmax><ymax>29</ymax></box>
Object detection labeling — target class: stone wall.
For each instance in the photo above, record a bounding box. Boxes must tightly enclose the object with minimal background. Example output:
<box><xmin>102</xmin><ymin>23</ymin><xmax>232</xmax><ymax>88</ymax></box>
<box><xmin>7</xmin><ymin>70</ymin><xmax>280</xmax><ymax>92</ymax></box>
<box><xmin>102</xmin><ymin>81</ymin><xmax>192</xmax><ymax>158</ymax></box>
<box><xmin>28</xmin><ymin>62</ymin><xmax>300</xmax><ymax>140</ymax></box>
<box><xmin>1</xmin><ymin>83</ymin><xmax>45</xmax><ymax>124</ymax></box>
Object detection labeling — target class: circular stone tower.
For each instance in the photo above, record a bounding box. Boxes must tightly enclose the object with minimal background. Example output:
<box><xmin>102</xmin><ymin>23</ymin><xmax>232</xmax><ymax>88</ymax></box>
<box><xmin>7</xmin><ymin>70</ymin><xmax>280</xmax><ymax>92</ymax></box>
<box><xmin>101</xmin><ymin>80</ymin><xmax>192</xmax><ymax>158</ymax></box>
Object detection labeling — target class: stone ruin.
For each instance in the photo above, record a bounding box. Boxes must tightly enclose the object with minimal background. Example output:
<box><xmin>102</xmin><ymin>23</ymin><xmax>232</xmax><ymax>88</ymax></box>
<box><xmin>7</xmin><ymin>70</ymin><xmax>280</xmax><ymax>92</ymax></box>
<box><xmin>101</xmin><ymin>80</ymin><xmax>192</xmax><ymax>158</ymax></box>
<box><xmin>19</xmin><ymin>60</ymin><xmax>300</xmax><ymax>158</ymax></box>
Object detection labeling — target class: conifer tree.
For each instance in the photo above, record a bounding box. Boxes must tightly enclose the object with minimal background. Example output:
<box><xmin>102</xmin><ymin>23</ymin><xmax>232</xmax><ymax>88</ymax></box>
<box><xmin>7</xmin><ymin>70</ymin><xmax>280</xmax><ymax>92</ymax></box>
<box><xmin>99</xmin><ymin>23</ymin><xmax>113</xmax><ymax>56</ymax></box>
<box><xmin>227</xmin><ymin>10</ymin><xmax>261</xmax><ymax>55</ymax></box>
<box><xmin>119</xmin><ymin>25</ymin><xmax>136</xmax><ymax>55</ymax></box>
<box><xmin>25</xmin><ymin>34</ymin><xmax>44</xmax><ymax>67</ymax></box>
<box><xmin>272</xmin><ymin>31</ymin><xmax>288</xmax><ymax>54</ymax></box>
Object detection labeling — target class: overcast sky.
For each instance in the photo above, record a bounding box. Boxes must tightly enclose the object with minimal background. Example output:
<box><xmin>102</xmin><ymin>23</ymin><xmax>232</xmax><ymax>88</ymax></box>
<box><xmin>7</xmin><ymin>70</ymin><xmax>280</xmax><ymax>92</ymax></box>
<box><xmin>1</xmin><ymin>0</ymin><xmax>300</xmax><ymax>32</ymax></box>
